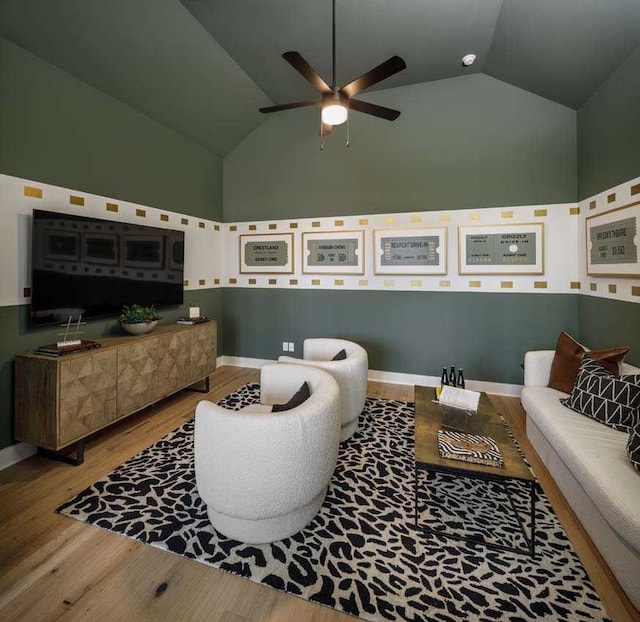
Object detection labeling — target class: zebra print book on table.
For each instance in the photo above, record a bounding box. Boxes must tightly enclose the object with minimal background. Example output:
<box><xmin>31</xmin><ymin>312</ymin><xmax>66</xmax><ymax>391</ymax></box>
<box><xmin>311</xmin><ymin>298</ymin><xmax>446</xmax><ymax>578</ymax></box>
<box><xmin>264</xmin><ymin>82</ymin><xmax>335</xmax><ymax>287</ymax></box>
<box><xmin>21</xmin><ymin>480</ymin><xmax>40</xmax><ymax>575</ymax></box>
<box><xmin>437</xmin><ymin>429</ymin><xmax>504</xmax><ymax>468</ymax></box>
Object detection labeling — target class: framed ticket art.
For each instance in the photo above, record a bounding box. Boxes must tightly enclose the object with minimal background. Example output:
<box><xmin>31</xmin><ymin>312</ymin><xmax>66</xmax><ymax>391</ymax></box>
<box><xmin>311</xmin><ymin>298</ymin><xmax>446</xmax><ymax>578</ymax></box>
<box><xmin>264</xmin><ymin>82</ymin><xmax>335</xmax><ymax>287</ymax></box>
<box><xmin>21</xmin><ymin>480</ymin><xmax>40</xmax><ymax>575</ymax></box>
<box><xmin>302</xmin><ymin>230</ymin><xmax>364</xmax><ymax>274</ymax></box>
<box><xmin>586</xmin><ymin>202</ymin><xmax>639</xmax><ymax>277</ymax></box>
<box><xmin>374</xmin><ymin>227</ymin><xmax>447</xmax><ymax>275</ymax></box>
<box><xmin>458</xmin><ymin>223</ymin><xmax>544</xmax><ymax>275</ymax></box>
<box><xmin>239</xmin><ymin>233</ymin><xmax>294</xmax><ymax>274</ymax></box>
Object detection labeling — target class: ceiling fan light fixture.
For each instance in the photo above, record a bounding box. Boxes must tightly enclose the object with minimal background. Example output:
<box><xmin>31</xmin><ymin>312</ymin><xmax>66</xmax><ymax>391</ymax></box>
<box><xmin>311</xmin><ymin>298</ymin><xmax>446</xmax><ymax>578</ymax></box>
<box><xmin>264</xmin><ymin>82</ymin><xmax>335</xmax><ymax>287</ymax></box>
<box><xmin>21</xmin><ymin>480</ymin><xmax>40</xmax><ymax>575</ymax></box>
<box><xmin>322</xmin><ymin>103</ymin><xmax>348</xmax><ymax>125</ymax></box>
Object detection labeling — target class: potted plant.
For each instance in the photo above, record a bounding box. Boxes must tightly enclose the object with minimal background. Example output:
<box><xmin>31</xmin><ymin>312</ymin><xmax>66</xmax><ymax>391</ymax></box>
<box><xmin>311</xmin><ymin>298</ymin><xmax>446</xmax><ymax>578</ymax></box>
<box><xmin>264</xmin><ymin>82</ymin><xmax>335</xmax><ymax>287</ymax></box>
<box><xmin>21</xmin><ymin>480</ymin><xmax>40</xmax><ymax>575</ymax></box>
<box><xmin>119</xmin><ymin>304</ymin><xmax>161</xmax><ymax>335</ymax></box>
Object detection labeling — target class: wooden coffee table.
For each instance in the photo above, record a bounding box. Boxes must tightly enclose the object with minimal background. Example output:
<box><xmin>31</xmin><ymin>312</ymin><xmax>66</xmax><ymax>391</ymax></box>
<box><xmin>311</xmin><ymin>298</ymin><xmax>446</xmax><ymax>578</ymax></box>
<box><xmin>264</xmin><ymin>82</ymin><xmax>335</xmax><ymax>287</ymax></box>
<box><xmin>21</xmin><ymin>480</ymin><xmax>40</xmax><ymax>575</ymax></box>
<box><xmin>414</xmin><ymin>385</ymin><xmax>536</xmax><ymax>557</ymax></box>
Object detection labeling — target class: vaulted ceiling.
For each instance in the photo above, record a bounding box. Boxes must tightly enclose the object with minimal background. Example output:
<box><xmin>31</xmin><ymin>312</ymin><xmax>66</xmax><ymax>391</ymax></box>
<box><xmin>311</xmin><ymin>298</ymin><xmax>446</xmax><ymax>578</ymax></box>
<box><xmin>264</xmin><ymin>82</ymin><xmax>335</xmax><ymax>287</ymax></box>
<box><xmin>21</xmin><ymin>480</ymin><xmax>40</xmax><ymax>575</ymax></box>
<box><xmin>1</xmin><ymin>0</ymin><xmax>639</xmax><ymax>156</ymax></box>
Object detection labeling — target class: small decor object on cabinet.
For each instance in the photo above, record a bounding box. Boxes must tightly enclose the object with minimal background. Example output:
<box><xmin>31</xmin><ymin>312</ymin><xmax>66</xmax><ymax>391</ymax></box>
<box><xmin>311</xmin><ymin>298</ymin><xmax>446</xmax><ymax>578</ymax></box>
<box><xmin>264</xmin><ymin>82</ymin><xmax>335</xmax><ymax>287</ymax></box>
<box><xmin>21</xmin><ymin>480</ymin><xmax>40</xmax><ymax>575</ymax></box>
<box><xmin>119</xmin><ymin>304</ymin><xmax>161</xmax><ymax>335</ymax></box>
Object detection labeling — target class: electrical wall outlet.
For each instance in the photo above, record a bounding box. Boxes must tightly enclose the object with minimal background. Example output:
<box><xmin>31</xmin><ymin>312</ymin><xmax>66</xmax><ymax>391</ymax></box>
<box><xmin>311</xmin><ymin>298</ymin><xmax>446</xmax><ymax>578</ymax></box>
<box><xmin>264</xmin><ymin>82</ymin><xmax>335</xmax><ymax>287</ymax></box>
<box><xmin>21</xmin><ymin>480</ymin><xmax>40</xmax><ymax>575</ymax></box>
<box><xmin>282</xmin><ymin>341</ymin><xmax>289</xmax><ymax>352</ymax></box>
<box><xmin>288</xmin><ymin>342</ymin><xmax>294</xmax><ymax>352</ymax></box>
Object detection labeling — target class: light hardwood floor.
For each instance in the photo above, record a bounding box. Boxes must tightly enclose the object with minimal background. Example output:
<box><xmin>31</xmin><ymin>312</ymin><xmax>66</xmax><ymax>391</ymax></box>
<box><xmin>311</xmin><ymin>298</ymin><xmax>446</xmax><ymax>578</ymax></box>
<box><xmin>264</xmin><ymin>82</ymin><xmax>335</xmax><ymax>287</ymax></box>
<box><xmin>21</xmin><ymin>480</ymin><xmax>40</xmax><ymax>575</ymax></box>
<box><xmin>0</xmin><ymin>366</ymin><xmax>638</xmax><ymax>622</ymax></box>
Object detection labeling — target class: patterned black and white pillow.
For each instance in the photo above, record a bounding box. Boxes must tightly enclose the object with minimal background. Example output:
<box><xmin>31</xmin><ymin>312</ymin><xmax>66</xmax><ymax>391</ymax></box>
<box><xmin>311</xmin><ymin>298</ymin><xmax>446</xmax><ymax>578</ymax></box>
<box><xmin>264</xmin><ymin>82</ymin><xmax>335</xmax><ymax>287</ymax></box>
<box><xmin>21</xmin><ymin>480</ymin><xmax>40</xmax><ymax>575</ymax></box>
<box><xmin>560</xmin><ymin>356</ymin><xmax>640</xmax><ymax>433</ymax></box>
<box><xmin>628</xmin><ymin>421</ymin><xmax>640</xmax><ymax>473</ymax></box>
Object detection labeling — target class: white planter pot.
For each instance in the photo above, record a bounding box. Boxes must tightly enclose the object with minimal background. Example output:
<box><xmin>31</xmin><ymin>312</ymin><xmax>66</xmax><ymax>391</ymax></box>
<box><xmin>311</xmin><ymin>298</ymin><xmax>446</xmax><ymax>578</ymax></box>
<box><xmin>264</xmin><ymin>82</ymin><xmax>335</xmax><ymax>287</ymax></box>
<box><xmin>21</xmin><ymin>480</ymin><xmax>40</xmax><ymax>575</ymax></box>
<box><xmin>121</xmin><ymin>320</ymin><xmax>158</xmax><ymax>335</ymax></box>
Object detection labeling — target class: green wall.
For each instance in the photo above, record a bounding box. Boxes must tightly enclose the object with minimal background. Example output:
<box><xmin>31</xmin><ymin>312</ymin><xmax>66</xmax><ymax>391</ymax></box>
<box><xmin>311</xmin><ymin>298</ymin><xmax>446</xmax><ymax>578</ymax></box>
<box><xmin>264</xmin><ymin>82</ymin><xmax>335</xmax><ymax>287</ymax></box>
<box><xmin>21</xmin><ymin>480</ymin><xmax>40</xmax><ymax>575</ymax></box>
<box><xmin>224</xmin><ymin>74</ymin><xmax>577</xmax><ymax>222</ymax></box>
<box><xmin>0</xmin><ymin>38</ymin><xmax>225</xmax><ymax>450</ymax></box>
<box><xmin>222</xmin><ymin>288</ymin><xmax>579</xmax><ymax>385</ymax></box>
<box><xmin>0</xmin><ymin>37</ymin><xmax>223</xmax><ymax>219</ymax></box>
<box><xmin>577</xmin><ymin>44</ymin><xmax>640</xmax><ymax>354</ymax></box>
<box><xmin>578</xmin><ymin>297</ymin><xmax>640</xmax><ymax>367</ymax></box>
<box><xmin>577</xmin><ymin>44</ymin><xmax>640</xmax><ymax>201</ymax></box>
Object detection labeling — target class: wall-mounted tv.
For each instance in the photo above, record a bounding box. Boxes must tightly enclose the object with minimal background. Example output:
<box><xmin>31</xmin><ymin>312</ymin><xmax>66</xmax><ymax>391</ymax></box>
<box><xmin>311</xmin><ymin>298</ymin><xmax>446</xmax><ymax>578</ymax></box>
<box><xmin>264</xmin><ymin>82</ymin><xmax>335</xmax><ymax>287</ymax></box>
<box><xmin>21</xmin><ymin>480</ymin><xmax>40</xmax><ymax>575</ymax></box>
<box><xmin>31</xmin><ymin>209</ymin><xmax>184</xmax><ymax>326</ymax></box>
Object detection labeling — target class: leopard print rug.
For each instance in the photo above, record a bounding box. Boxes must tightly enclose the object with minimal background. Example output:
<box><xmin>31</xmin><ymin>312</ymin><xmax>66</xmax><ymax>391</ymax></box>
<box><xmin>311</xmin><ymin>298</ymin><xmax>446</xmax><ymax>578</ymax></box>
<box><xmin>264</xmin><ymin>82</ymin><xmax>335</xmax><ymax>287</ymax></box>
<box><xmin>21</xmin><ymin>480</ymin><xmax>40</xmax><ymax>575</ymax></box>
<box><xmin>57</xmin><ymin>384</ymin><xmax>609</xmax><ymax>621</ymax></box>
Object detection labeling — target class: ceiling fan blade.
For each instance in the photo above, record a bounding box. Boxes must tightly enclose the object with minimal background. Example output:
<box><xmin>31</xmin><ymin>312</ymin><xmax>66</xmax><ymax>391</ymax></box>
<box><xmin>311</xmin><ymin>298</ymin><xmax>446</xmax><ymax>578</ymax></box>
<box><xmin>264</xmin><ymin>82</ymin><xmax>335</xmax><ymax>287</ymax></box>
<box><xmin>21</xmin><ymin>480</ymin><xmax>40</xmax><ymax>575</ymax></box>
<box><xmin>259</xmin><ymin>100</ymin><xmax>319</xmax><ymax>114</ymax></box>
<box><xmin>282</xmin><ymin>51</ymin><xmax>332</xmax><ymax>93</ymax></box>
<box><xmin>349</xmin><ymin>99</ymin><xmax>401</xmax><ymax>121</ymax></box>
<box><xmin>339</xmin><ymin>56</ymin><xmax>406</xmax><ymax>98</ymax></box>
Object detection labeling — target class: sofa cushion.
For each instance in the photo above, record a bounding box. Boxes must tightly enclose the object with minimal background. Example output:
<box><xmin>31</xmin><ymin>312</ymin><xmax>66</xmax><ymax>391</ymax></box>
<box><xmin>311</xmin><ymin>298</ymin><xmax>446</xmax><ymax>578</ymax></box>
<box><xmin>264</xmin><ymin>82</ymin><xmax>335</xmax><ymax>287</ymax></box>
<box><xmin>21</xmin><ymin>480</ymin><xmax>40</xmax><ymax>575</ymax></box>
<box><xmin>628</xmin><ymin>421</ymin><xmax>640</xmax><ymax>474</ymax></box>
<box><xmin>560</xmin><ymin>356</ymin><xmax>640</xmax><ymax>433</ymax></box>
<box><xmin>547</xmin><ymin>331</ymin><xmax>629</xmax><ymax>394</ymax></box>
<box><xmin>522</xmin><ymin>384</ymin><xmax>640</xmax><ymax>552</ymax></box>
<box><xmin>271</xmin><ymin>381</ymin><xmax>311</xmax><ymax>412</ymax></box>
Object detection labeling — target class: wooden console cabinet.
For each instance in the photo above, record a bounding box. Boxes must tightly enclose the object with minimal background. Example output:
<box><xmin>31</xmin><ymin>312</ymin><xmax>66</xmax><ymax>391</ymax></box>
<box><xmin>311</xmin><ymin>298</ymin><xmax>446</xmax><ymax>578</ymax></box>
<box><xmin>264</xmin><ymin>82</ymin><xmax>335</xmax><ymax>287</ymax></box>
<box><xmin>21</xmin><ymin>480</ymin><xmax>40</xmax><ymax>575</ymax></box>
<box><xmin>15</xmin><ymin>321</ymin><xmax>216</xmax><ymax>463</ymax></box>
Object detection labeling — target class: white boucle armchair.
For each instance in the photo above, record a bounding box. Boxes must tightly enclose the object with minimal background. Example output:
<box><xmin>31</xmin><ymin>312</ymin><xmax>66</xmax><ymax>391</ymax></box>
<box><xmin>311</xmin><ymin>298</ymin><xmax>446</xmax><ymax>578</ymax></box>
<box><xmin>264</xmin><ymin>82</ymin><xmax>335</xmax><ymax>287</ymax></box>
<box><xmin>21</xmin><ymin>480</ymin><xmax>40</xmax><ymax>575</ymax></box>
<box><xmin>194</xmin><ymin>363</ymin><xmax>341</xmax><ymax>544</ymax></box>
<box><xmin>279</xmin><ymin>338</ymin><xmax>368</xmax><ymax>441</ymax></box>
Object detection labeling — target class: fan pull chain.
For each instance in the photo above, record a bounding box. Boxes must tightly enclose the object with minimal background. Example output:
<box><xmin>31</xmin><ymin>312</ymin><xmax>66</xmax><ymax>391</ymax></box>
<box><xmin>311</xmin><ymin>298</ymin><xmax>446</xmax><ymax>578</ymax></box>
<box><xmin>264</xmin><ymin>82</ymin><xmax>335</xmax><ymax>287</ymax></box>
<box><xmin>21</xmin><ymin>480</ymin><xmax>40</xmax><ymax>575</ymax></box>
<box><xmin>319</xmin><ymin>119</ymin><xmax>325</xmax><ymax>151</ymax></box>
<box><xmin>346</xmin><ymin>115</ymin><xmax>350</xmax><ymax>148</ymax></box>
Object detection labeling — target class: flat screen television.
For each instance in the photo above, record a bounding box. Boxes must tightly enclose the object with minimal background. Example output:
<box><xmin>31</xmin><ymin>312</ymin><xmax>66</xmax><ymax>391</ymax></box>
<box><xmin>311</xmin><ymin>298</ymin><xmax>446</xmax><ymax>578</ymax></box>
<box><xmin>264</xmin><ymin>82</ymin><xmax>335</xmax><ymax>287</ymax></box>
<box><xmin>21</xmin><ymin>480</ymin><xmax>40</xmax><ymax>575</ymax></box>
<box><xmin>31</xmin><ymin>209</ymin><xmax>184</xmax><ymax>326</ymax></box>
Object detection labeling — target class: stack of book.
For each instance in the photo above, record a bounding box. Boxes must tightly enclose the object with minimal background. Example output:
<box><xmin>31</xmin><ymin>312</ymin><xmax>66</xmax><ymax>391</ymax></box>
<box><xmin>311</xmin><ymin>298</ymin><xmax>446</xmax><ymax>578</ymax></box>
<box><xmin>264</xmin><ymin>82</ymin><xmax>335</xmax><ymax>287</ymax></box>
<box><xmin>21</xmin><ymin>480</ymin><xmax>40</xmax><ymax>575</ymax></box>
<box><xmin>176</xmin><ymin>316</ymin><xmax>210</xmax><ymax>325</ymax></box>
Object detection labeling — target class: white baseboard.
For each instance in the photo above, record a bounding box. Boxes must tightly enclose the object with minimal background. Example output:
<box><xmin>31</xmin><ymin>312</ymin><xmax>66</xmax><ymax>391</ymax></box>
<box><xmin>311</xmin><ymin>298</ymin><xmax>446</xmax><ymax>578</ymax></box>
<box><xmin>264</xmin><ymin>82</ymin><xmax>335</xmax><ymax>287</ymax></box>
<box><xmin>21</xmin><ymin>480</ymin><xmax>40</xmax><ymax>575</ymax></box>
<box><xmin>220</xmin><ymin>356</ymin><xmax>523</xmax><ymax>397</ymax></box>
<box><xmin>0</xmin><ymin>441</ymin><xmax>36</xmax><ymax>471</ymax></box>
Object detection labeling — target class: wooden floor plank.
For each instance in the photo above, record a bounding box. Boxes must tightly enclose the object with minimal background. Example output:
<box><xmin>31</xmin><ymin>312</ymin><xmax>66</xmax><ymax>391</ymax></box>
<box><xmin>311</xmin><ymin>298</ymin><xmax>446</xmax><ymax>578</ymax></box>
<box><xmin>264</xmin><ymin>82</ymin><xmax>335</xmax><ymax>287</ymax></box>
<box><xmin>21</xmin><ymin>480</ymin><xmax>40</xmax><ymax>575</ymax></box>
<box><xmin>0</xmin><ymin>367</ymin><xmax>637</xmax><ymax>621</ymax></box>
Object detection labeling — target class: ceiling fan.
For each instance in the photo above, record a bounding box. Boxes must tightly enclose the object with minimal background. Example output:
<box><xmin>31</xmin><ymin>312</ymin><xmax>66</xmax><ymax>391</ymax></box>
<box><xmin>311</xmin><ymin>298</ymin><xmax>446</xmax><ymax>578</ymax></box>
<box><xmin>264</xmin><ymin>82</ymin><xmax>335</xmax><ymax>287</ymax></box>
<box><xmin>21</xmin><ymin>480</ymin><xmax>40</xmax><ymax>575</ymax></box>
<box><xmin>259</xmin><ymin>0</ymin><xmax>407</xmax><ymax>135</ymax></box>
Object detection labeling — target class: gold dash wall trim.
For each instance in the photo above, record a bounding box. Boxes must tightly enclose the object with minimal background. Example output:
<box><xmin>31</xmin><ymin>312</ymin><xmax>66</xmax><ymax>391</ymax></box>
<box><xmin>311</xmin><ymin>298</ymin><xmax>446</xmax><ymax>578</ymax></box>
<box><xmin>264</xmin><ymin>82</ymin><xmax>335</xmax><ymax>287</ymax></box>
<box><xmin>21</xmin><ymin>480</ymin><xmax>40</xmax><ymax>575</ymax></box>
<box><xmin>632</xmin><ymin>286</ymin><xmax>640</xmax><ymax>297</ymax></box>
<box><xmin>160</xmin><ymin>214</ymin><xmax>169</xmax><ymax>222</ymax></box>
<box><xmin>570</xmin><ymin>282</ymin><xmax>581</xmax><ymax>290</ymax></box>
<box><xmin>106</xmin><ymin>202</ymin><xmax>118</xmax><ymax>212</ymax></box>
<box><xmin>136</xmin><ymin>209</ymin><xmax>146</xmax><ymax>217</ymax></box>
<box><xmin>500</xmin><ymin>281</ymin><xmax>513</xmax><ymax>289</ymax></box>
<box><xmin>607</xmin><ymin>193</ymin><xmax>616</xmax><ymax>203</ymax></box>
<box><xmin>534</xmin><ymin>281</ymin><xmax>547</xmax><ymax>289</ymax></box>
<box><xmin>69</xmin><ymin>195</ymin><xmax>84</xmax><ymax>206</ymax></box>
<box><xmin>24</xmin><ymin>185</ymin><xmax>42</xmax><ymax>198</ymax></box>
<box><xmin>569</xmin><ymin>207</ymin><xmax>580</xmax><ymax>215</ymax></box>
<box><xmin>632</xmin><ymin>184</ymin><xmax>640</xmax><ymax>196</ymax></box>
<box><xmin>608</xmin><ymin>284</ymin><xmax>617</xmax><ymax>294</ymax></box>
<box><xmin>534</xmin><ymin>209</ymin><xmax>547</xmax><ymax>217</ymax></box>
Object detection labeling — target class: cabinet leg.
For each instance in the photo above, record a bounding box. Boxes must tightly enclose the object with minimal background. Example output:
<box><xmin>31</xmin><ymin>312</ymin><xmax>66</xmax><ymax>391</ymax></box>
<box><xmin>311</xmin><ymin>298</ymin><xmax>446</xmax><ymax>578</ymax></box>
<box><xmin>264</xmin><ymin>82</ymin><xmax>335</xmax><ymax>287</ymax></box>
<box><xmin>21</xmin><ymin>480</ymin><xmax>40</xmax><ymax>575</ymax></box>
<box><xmin>37</xmin><ymin>440</ymin><xmax>85</xmax><ymax>466</ymax></box>
<box><xmin>186</xmin><ymin>376</ymin><xmax>210</xmax><ymax>393</ymax></box>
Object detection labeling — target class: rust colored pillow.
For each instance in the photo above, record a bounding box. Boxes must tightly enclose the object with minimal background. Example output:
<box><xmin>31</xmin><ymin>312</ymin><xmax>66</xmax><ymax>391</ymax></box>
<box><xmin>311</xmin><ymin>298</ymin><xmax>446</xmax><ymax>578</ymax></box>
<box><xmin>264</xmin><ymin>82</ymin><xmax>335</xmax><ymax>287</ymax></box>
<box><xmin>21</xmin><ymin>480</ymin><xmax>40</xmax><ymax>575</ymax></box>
<box><xmin>548</xmin><ymin>331</ymin><xmax>629</xmax><ymax>394</ymax></box>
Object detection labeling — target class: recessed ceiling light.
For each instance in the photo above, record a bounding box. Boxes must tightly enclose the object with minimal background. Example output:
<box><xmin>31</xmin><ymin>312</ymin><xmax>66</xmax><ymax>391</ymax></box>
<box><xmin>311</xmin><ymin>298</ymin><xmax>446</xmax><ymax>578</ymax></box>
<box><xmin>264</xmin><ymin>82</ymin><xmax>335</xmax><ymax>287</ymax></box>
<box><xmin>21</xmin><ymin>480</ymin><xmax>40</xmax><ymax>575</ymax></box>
<box><xmin>461</xmin><ymin>54</ymin><xmax>477</xmax><ymax>67</ymax></box>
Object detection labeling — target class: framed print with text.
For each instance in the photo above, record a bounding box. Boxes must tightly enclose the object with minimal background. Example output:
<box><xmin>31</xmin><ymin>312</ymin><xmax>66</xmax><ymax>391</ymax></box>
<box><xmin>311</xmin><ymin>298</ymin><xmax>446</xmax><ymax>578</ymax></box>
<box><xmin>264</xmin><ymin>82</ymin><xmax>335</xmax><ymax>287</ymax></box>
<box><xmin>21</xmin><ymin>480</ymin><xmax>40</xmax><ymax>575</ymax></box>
<box><xmin>458</xmin><ymin>223</ymin><xmax>544</xmax><ymax>275</ymax></box>
<box><xmin>302</xmin><ymin>230</ymin><xmax>364</xmax><ymax>274</ymax></box>
<box><xmin>586</xmin><ymin>202</ymin><xmax>639</xmax><ymax>277</ymax></box>
<box><xmin>239</xmin><ymin>233</ymin><xmax>294</xmax><ymax>274</ymax></box>
<box><xmin>373</xmin><ymin>227</ymin><xmax>447</xmax><ymax>275</ymax></box>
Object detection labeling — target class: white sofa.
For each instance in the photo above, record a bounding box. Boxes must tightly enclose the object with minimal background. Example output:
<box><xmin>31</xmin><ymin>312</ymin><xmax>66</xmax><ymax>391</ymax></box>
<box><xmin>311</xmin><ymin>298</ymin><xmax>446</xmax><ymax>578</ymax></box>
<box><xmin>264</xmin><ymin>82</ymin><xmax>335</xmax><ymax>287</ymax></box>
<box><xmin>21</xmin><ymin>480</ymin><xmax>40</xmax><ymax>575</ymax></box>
<box><xmin>194</xmin><ymin>363</ymin><xmax>341</xmax><ymax>544</ymax></box>
<box><xmin>521</xmin><ymin>350</ymin><xmax>640</xmax><ymax>610</ymax></box>
<box><xmin>279</xmin><ymin>338</ymin><xmax>368</xmax><ymax>442</ymax></box>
